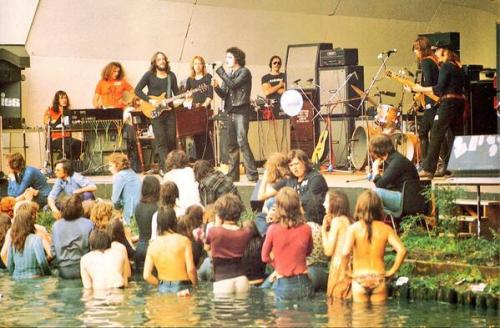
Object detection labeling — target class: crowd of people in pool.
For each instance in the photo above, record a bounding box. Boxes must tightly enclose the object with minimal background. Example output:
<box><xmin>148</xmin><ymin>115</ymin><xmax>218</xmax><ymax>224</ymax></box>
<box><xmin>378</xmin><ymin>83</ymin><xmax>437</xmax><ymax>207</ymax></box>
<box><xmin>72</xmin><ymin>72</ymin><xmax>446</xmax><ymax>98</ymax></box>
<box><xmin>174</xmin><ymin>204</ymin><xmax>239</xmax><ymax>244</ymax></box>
<box><xmin>0</xmin><ymin>142</ymin><xmax>407</xmax><ymax>303</ymax></box>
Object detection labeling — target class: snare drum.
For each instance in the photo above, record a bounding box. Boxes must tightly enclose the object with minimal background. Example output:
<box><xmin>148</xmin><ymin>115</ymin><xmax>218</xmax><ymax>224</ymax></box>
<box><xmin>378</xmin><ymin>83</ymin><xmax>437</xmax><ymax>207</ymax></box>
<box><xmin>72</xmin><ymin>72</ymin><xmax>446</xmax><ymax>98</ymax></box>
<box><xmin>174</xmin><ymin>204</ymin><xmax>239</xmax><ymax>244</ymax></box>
<box><xmin>375</xmin><ymin>104</ymin><xmax>400</xmax><ymax>128</ymax></box>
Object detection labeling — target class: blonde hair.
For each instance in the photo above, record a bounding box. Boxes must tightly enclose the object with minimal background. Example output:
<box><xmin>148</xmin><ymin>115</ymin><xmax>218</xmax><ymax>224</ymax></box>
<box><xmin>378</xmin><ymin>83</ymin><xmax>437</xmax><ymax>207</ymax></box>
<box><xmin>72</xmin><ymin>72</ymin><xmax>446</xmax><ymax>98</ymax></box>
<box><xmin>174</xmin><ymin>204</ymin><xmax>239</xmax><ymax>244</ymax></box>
<box><xmin>190</xmin><ymin>55</ymin><xmax>207</xmax><ymax>79</ymax></box>
<box><xmin>90</xmin><ymin>201</ymin><xmax>114</xmax><ymax>230</ymax></box>
<box><xmin>108</xmin><ymin>153</ymin><xmax>130</xmax><ymax>171</ymax></box>
<box><xmin>265</xmin><ymin>152</ymin><xmax>290</xmax><ymax>184</ymax></box>
<box><xmin>353</xmin><ymin>190</ymin><xmax>384</xmax><ymax>243</ymax></box>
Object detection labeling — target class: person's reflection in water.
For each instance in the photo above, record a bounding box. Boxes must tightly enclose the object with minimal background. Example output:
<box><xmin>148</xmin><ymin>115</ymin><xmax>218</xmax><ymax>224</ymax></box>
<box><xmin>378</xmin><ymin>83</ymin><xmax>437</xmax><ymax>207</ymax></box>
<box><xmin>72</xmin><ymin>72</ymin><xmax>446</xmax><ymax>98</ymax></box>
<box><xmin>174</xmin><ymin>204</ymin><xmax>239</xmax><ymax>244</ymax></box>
<box><xmin>80</xmin><ymin>288</ymin><xmax>126</xmax><ymax>327</ymax></box>
<box><xmin>351</xmin><ymin>301</ymin><xmax>387</xmax><ymax>328</ymax></box>
<box><xmin>327</xmin><ymin>301</ymin><xmax>351</xmax><ymax>327</ymax></box>
<box><xmin>144</xmin><ymin>292</ymin><xmax>199</xmax><ymax>326</ymax></box>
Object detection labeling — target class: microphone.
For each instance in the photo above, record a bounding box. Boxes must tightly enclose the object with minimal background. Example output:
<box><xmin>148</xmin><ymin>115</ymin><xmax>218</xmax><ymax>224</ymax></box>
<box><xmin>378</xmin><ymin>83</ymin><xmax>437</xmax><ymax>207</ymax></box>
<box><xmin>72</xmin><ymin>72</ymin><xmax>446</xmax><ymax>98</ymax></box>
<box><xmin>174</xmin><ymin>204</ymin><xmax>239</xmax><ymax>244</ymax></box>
<box><xmin>292</xmin><ymin>78</ymin><xmax>301</xmax><ymax>84</ymax></box>
<box><xmin>207</xmin><ymin>61</ymin><xmax>223</xmax><ymax>67</ymax></box>
<box><xmin>379</xmin><ymin>90</ymin><xmax>396</xmax><ymax>97</ymax></box>
<box><xmin>377</xmin><ymin>48</ymin><xmax>398</xmax><ymax>59</ymax></box>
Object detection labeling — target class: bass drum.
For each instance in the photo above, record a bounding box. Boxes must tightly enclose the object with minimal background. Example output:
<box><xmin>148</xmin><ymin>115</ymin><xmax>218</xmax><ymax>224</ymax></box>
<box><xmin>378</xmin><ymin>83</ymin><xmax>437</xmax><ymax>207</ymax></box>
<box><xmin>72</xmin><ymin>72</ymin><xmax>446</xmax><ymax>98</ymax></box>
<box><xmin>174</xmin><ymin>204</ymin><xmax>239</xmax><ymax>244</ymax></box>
<box><xmin>350</xmin><ymin>124</ymin><xmax>381</xmax><ymax>170</ymax></box>
<box><xmin>390</xmin><ymin>132</ymin><xmax>419</xmax><ymax>162</ymax></box>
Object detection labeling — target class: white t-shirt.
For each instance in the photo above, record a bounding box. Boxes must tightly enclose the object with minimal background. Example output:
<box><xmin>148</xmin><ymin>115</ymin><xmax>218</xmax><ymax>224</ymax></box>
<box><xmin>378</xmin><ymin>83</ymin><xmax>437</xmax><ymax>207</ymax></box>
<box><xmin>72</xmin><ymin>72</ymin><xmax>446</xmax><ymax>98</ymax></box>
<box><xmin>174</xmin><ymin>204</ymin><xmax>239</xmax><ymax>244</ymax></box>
<box><xmin>163</xmin><ymin>167</ymin><xmax>201</xmax><ymax>211</ymax></box>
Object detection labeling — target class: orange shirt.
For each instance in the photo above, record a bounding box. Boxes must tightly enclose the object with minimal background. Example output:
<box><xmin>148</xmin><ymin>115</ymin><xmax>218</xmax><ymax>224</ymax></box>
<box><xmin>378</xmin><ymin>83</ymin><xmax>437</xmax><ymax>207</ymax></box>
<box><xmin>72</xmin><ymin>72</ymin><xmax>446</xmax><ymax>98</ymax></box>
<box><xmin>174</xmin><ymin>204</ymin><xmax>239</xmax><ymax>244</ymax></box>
<box><xmin>94</xmin><ymin>78</ymin><xmax>133</xmax><ymax>109</ymax></box>
<box><xmin>46</xmin><ymin>107</ymin><xmax>69</xmax><ymax>140</ymax></box>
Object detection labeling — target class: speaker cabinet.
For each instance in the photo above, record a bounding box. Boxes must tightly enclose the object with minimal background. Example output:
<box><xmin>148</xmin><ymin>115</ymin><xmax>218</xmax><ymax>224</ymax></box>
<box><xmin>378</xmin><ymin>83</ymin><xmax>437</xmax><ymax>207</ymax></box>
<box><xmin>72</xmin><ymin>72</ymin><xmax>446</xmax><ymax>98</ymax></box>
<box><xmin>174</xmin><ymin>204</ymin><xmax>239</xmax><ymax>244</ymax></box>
<box><xmin>318</xmin><ymin>66</ymin><xmax>364</xmax><ymax>116</ymax></box>
<box><xmin>496</xmin><ymin>21</ymin><xmax>500</xmax><ymax>103</ymax></box>
<box><xmin>248</xmin><ymin>119</ymin><xmax>290</xmax><ymax>162</ymax></box>
<box><xmin>290</xmin><ymin>91</ymin><xmax>318</xmax><ymax>157</ymax></box>
<box><xmin>469</xmin><ymin>81</ymin><xmax>497</xmax><ymax>135</ymax></box>
<box><xmin>419</xmin><ymin>32</ymin><xmax>460</xmax><ymax>54</ymax></box>
<box><xmin>0</xmin><ymin>61</ymin><xmax>22</xmax><ymax>83</ymax></box>
<box><xmin>285</xmin><ymin>43</ymin><xmax>332</xmax><ymax>90</ymax></box>
<box><xmin>317</xmin><ymin>117</ymin><xmax>353</xmax><ymax>168</ymax></box>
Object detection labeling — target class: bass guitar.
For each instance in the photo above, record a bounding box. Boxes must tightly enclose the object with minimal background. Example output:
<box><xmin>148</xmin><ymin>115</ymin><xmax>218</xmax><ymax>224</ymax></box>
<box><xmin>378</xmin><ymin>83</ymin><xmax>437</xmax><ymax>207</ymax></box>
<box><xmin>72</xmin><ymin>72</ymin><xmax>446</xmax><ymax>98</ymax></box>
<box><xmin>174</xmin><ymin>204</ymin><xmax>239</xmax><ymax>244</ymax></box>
<box><xmin>139</xmin><ymin>83</ymin><xmax>208</xmax><ymax>119</ymax></box>
<box><xmin>385</xmin><ymin>70</ymin><xmax>439</xmax><ymax>108</ymax></box>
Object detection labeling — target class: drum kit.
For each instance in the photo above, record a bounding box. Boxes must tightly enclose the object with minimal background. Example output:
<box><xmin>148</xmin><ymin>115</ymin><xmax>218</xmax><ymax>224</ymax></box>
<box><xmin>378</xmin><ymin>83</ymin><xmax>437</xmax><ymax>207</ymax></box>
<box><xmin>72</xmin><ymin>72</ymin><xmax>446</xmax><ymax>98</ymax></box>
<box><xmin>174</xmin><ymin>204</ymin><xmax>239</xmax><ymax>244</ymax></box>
<box><xmin>281</xmin><ymin>78</ymin><xmax>421</xmax><ymax>171</ymax></box>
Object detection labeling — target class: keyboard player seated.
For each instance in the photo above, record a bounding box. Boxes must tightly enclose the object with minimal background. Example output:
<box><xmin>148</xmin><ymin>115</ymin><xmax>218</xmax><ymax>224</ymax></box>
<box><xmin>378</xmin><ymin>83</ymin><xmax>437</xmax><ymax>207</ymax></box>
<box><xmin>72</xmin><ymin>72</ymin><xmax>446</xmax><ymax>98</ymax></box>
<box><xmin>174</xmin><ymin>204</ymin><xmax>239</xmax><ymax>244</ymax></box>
<box><xmin>44</xmin><ymin>90</ymin><xmax>82</xmax><ymax>160</ymax></box>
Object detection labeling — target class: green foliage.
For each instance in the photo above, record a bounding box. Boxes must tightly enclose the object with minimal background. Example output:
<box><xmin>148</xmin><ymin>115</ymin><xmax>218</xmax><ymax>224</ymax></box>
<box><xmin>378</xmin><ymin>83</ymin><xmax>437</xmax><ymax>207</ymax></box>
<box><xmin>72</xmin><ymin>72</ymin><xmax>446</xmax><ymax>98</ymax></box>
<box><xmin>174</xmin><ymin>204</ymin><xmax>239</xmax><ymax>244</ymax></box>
<box><xmin>240</xmin><ymin>208</ymin><xmax>257</xmax><ymax>223</ymax></box>
<box><xmin>400</xmin><ymin>215</ymin><xmax>427</xmax><ymax>238</ymax></box>
<box><xmin>37</xmin><ymin>211</ymin><xmax>55</xmax><ymax>232</ymax></box>
<box><xmin>129</xmin><ymin>215</ymin><xmax>139</xmax><ymax>236</ymax></box>
<box><xmin>422</xmin><ymin>185</ymin><xmax>464</xmax><ymax>219</ymax></box>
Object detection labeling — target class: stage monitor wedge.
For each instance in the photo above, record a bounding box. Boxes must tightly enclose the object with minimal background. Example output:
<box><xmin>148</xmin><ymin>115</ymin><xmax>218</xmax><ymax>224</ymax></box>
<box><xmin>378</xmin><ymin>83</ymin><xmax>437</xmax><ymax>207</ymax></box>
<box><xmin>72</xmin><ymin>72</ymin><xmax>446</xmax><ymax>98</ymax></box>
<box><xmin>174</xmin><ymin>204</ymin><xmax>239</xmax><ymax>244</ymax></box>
<box><xmin>447</xmin><ymin>135</ymin><xmax>500</xmax><ymax>177</ymax></box>
<box><xmin>285</xmin><ymin>43</ymin><xmax>332</xmax><ymax>90</ymax></box>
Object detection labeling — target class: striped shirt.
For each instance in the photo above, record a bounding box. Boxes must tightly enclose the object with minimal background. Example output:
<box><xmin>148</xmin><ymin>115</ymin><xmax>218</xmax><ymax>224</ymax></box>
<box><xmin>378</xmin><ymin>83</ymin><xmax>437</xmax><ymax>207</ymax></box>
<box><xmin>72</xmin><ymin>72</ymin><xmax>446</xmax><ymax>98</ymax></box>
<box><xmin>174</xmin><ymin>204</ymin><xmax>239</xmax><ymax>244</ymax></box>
<box><xmin>7</xmin><ymin>234</ymin><xmax>51</xmax><ymax>279</ymax></box>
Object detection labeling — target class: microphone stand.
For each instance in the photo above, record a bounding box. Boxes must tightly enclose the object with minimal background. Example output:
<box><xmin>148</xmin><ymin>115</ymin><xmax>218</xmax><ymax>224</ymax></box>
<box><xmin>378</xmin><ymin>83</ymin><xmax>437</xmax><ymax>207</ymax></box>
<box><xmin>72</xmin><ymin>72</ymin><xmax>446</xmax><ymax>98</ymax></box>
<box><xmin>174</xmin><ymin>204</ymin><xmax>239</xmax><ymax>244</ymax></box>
<box><xmin>354</xmin><ymin>53</ymin><xmax>392</xmax><ymax>174</ymax></box>
<box><xmin>322</xmin><ymin>72</ymin><xmax>358</xmax><ymax>172</ymax></box>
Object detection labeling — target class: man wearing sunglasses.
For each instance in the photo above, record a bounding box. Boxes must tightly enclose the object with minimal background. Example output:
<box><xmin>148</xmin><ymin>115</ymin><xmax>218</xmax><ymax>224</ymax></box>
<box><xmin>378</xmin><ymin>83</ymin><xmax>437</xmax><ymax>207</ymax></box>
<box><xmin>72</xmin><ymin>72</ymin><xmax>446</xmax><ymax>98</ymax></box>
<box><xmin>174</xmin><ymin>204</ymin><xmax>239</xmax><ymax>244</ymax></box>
<box><xmin>261</xmin><ymin>55</ymin><xmax>286</xmax><ymax>107</ymax></box>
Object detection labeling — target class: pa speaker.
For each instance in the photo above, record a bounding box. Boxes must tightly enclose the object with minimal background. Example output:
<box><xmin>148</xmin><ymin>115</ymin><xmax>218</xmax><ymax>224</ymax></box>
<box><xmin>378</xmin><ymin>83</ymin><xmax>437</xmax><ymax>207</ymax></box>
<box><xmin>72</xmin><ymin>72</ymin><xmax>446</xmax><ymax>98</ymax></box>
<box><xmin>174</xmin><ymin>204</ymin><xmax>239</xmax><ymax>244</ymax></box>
<box><xmin>318</xmin><ymin>66</ymin><xmax>364</xmax><ymax>116</ymax></box>
<box><xmin>285</xmin><ymin>43</ymin><xmax>332</xmax><ymax>90</ymax></box>
<box><xmin>0</xmin><ymin>61</ymin><xmax>21</xmax><ymax>83</ymax></box>
<box><xmin>447</xmin><ymin>135</ymin><xmax>500</xmax><ymax>177</ymax></box>
<box><xmin>419</xmin><ymin>32</ymin><xmax>460</xmax><ymax>54</ymax></box>
<box><xmin>469</xmin><ymin>81</ymin><xmax>497</xmax><ymax>135</ymax></box>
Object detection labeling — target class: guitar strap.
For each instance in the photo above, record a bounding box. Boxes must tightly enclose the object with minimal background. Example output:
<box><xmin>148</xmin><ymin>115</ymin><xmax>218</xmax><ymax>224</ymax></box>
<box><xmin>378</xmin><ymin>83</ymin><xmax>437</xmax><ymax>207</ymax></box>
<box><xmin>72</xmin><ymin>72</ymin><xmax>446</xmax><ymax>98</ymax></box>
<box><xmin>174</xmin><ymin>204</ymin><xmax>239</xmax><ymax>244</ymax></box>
<box><xmin>166</xmin><ymin>73</ymin><xmax>172</xmax><ymax>97</ymax></box>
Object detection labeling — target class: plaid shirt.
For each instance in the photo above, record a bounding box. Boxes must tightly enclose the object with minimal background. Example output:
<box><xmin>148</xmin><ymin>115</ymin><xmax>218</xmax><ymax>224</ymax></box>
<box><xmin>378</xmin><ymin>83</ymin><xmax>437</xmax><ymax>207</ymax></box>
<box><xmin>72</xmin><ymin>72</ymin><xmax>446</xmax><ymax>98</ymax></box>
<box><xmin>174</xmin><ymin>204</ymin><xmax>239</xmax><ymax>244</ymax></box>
<box><xmin>199</xmin><ymin>171</ymin><xmax>240</xmax><ymax>206</ymax></box>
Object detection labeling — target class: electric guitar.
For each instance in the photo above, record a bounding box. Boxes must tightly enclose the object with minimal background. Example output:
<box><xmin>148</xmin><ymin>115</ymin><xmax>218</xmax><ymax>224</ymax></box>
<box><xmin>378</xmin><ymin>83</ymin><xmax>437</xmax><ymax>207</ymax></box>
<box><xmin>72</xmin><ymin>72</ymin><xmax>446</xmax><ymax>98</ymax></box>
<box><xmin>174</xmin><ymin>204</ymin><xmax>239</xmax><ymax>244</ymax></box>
<box><xmin>139</xmin><ymin>83</ymin><xmax>208</xmax><ymax>119</ymax></box>
<box><xmin>385</xmin><ymin>70</ymin><xmax>439</xmax><ymax>107</ymax></box>
<box><xmin>311</xmin><ymin>129</ymin><xmax>328</xmax><ymax>165</ymax></box>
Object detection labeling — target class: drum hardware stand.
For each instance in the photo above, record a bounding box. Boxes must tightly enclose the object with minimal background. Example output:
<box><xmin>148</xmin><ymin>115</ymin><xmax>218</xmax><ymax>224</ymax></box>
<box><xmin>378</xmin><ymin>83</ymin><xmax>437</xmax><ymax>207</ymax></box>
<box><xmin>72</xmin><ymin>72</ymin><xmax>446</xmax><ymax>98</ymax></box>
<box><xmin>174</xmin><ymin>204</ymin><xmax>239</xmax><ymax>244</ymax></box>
<box><xmin>354</xmin><ymin>51</ymin><xmax>393</xmax><ymax>172</ymax></box>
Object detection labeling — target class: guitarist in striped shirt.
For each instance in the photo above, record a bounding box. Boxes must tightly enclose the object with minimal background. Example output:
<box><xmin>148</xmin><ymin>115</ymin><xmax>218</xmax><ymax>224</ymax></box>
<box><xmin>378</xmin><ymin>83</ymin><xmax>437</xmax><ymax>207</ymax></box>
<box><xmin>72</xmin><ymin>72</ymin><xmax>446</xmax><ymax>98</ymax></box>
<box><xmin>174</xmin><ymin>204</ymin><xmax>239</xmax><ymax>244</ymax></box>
<box><xmin>135</xmin><ymin>52</ymin><xmax>180</xmax><ymax>172</ymax></box>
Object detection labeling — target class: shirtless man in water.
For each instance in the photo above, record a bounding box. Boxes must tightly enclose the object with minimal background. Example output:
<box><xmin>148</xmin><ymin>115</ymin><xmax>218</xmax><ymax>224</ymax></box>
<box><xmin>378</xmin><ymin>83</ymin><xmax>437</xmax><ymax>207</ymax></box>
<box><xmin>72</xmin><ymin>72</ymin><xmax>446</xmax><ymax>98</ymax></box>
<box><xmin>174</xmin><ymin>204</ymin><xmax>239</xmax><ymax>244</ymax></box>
<box><xmin>80</xmin><ymin>230</ymin><xmax>129</xmax><ymax>290</ymax></box>
<box><xmin>342</xmin><ymin>190</ymin><xmax>407</xmax><ymax>303</ymax></box>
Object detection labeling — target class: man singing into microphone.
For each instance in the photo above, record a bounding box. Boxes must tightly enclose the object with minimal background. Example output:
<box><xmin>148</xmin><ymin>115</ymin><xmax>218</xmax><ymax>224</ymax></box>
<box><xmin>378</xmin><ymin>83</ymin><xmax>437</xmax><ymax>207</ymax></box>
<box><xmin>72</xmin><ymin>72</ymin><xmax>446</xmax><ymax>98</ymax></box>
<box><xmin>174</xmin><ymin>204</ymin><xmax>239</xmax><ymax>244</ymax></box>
<box><xmin>212</xmin><ymin>47</ymin><xmax>258</xmax><ymax>182</ymax></box>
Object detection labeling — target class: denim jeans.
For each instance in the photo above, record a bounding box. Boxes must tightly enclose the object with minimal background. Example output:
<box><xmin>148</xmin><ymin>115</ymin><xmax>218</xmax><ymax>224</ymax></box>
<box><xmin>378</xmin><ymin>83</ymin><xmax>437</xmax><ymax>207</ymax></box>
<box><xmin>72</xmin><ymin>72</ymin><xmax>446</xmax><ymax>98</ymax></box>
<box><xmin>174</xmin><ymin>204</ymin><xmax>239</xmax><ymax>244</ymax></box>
<box><xmin>374</xmin><ymin>188</ymin><xmax>402</xmax><ymax>213</ymax></box>
<box><xmin>197</xmin><ymin>257</ymin><xmax>213</xmax><ymax>282</ymax></box>
<box><xmin>151</xmin><ymin>111</ymin><xmax>177</xmax><ymax>170</ymax></box>
<box><xmin>307</xmin><ymin>264</ymin><xmax>328</xmax><ymax>292</ymax></box>
<box><xmin>158</xmin><ymin>280</ymin><xmax>192</xmax><ymax>293</ymax></box>
<box><xmin>273</xmin><ymin>274</ymin><xmax>313</xmax><ymax>301</ymax></box>
<box><xmin>226</xmin><ymin>113</ymin><xmax>258</xmax><ymax>181</ymax></box>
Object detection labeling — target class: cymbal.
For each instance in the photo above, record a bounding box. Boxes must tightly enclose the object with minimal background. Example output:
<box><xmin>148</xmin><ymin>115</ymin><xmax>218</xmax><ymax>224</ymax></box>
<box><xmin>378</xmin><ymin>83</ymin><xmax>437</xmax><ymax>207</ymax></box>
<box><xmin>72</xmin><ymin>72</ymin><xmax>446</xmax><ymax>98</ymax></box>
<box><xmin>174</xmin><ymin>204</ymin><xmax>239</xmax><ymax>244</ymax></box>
<box><xmin>351</xmin><ymin>85</ymin><xmax>378</xmax><ymax>107</ymax></box>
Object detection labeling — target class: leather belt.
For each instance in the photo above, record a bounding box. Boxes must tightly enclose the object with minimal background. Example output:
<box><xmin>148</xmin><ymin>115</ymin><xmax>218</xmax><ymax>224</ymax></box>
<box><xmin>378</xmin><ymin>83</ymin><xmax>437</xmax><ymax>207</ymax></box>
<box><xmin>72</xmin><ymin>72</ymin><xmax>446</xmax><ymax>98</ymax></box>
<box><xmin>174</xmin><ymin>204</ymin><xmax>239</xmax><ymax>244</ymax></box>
<box><xmin>441</xmin><ymin>93</ymin><xmax>465</xmax><ymax>101</ymax></box>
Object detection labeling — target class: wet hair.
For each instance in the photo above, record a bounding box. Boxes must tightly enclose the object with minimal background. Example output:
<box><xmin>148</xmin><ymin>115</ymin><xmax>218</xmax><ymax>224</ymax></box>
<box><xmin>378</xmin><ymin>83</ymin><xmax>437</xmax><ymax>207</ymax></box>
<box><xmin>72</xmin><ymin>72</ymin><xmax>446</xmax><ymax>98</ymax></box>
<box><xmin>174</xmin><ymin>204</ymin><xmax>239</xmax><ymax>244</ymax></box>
<box><xmin>101</xmin><ymin>62</ymin><xmax>124</xmax><ymax>80</ymax></box>
<box><xmin>141</xmin><ymin>176</ymin><xmax>161</xmax><ymax>203</ymax></box>
<box><xmin>274</xmin><ymin>187</ymin><xmax>305</xmax><ymax>228</ymax></box>
<box><xmin>159</xmin><ymin>181</ymin><xmax>179</xmax><ymax>207</ymax></box>
<box><xmin>327</xmin><ymin>190</ymin><xmax>352</xmax><ymax>223</ymax></box>
<box><xmin>7</xmin><ymin>153</ymin><xmax>25</xmax><ymax>172</ymax></box>
<box><xmin>89</xmin><ymin>229</ymin><xmax>112</xmax><ymax>252</ymax></box>
<box><xmin>106</xmin><ymin>218</ymin><xmax>128</xmax><ymax>246</ymax></box>
<box><xmin>108</xmin><ymin>152</ymin><xmax>130</xmax><ymax>171</ymax></box>
<box><xmin>165</xmin><ymin>150</ymin><xmax>189</xmax><ymax>172</ymax></box>
<box><xmin>11</xmin><ymin>208</ymin><xmax>36</xmax><ymax>252</ymax></box>
<box><xmin>190</xmin><ymin>55</ymin><xmax>207</xmax><ymax>78</ymax></box>
<box><xmin>353</xmin><ymin>190</ymin><xmax>385</xmax><ymax>243</ymax></box>
<box><xmin>287</xmin><ymin>149</ymin><xmax>313</xmax><ymax>174</ymax></box>
<box><xmin>52</xmin><ymin>90</ymin><xmax>70</xmax><ymax>113</ymax></box>
<box><xmin>90</xmin><ymin>201</ymin><xmax>114</xmax><ymax>230</ymax></box>
<box><xmin>56</xmin><ymin>159</ymin><xmax>74</xmax><ymax>177</ymax></box>
<box><xmin>149</xmin><ymin>51</ymin><xmax>170</xmax><ymax>73</ymax></box>
<box><xmin>0</xmin><ymin>196</ymin><xmax>16</xmax><ymax>218</ymax></box>
<box><xmin>82</xmin><ymin>200</ymin><xmax>96</xmax><ymax>219</ymax></box>
<box><xmin>157</xmin><ymin>206</ymin><xmax>177</xmax><ymax>234</ymax></box>
<box><xmin>412</xmin><ymin>36</ymin><xmax>434</xmax><ymax>58</ymax></box>
<box><xmin>177</xmin><ymin>215</ymin><xmax>194</xmax><ymax>240</ymax></box>
<box><xmin>265</xmin><ymin>152</ymin><xmax>290</xmax><ymax>183</ymax></box>
<box><xmin>226</xmin><ymin>47</ymin><xmax>246</xmax><ymax>67</ymax></box>
<box><xmin>193</xmin><ymin>160</ymin><xmax>214</xmax><ymax>182</ymax></box>
<box><xmin>268</xmin><ymin>55</ymin><xmax>282</xmax><ymax>69</ymax></box>
<box><xmin>62</xmin><ymin>195</ymin><xmax>84</xmax><ymax>221</ymax></box>
<box><xmin>214</xmin><ymin>194</ymin><xmax>244</xmax><ymax>223</ymax></box>
<box><xmin>369</xmin><ymin>134</ymin><xmax>395</xmax><ymax>159</ymax></box>
<box><xmin>0</xmin><ymin>213</ymin><xmax>12</xmax><ymax>249</ymax></box>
